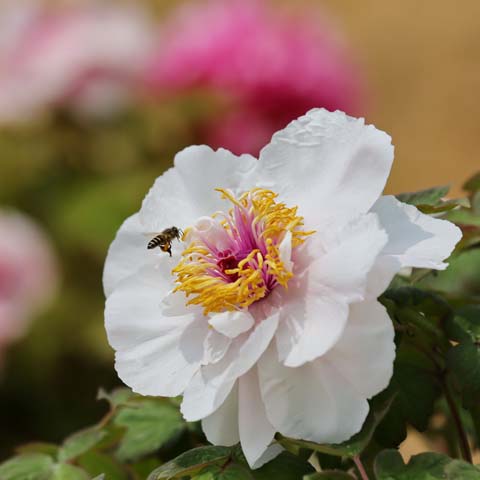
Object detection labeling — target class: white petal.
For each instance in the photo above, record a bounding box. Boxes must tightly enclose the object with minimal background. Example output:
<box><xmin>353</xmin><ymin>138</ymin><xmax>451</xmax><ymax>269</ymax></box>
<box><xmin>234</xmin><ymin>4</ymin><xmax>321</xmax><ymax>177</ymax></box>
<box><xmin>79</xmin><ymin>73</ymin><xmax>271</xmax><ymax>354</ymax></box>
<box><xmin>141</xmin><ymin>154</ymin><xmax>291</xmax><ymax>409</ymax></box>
<box><xmin>105</xmin><ymin>264</ymin><xmax>206</xmax><ymax>397</ymax></box>
<box><xmin>250</xmin><ymin>444</ymin><xmax>284</xmax><ymax>470</ymax></box>
<box><xmin>275</xmin><ymin>292</ymin><xmax>349</xmax><ymax>368</ymax></box>
<box><xmin>309</xmin><ymin>213</ymin><xmax>388</xmax><ymax>302</ymax></box>
<box><xmin>239</xmin><ymin>368</ymin><xmax>281</xmax><ymax>468</ymax></box>
<box><xmin>181</xmin><ymin>313</ymin><xmax>279</xmax><ymax>421</ymax></box>
<box><xmin>105</xmin><ymin>263</ymin><xmax>177</xmax><ymax>349</ymax></box>
<box><xmin>203</xmin><ymin>329</ymin><xmax>231</xmax><ymax>365</ymax></box>
<box><xmin>103</xmin><ymin>212</ymin><xmax>186</xmax><ymax>298</ymax></box>
<box><xmin>325</xmin><ymin>300</ymin><xmax>395</xmax><ymax>398</ymax></box>
<box><xmin>209</xmin><ymin>310</ymin><xmax>255</xmax><ymax>339</ymax></box>
<box><xmin>160</xmin><ymin>290</ymin><xmax>193</xmax><ymax>317</ymax></box>
<box><xmin>140</xmin><ymin>146</ymin><xmax>256</xmax><ymax>232</ymax></box>
<box><xmin>365</xmin><ymin>256</ymin><xmax>403</xmax><ymax>301</ymax></box>
<box><xmin>275</xmin><ymin>213</ymin><xmax>387</xmax><ymax>367</ymax></box>
<box><xmin>278</xmin><ymin>231</ymin><xmax>293</xmax><ymax>273</ymax></box>
<box><xmin>202</xmin><ymin>384</ymin><xmax>240</xmax><ymax>446</ymax></box>
<box><xmin>258</xmin><ymin>344</ymin><xmax>369</xmax><ymax>444</ymax></box>
<box><xmin>255</xmin><ymin>109</ymin><xmax>394</xmax><ymax>229</ymax></box>
<box><xmin>113</xmin><ymin>320</ymin><xmax>204</xmax><ymax>397</ymax></box>
<box><xmin>368</xmin><ymin>196</ymin><xmax>462</xmax><ymax>296</ymax></box>
<box><xmin>372</xmin><ymin>196</ymin><xmax>461</xmax><ymax>264</ymax></box>
<box><xmin>140</xmin><ymin>167</ymin><xmax>199</xmax><ymax>234</ymax></box>
<box><xmin>202</xmin><ymin>328</ymin><xmax>232</xmax><ymax>365</ymax></box>
<box><xmin>103</xmin><ymin>213</ymin><xmax>151</xmax><ymax>297</ymax></box>
<box><xmin>174</xmin><ymin>145</ymin><xmax>256</xmax><ymax>201</ymax></box>
<box><xmin>187</xmin><ymin>216</ymin><xmax>232</xmax><ymax>252</ymax></box>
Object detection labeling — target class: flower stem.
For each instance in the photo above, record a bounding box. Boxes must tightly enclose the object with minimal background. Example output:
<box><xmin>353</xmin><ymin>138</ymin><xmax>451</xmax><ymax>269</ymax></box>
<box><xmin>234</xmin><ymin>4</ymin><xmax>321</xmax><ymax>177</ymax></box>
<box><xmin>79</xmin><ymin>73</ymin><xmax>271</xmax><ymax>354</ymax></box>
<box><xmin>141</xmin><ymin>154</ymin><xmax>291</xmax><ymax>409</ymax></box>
<box><xmin>353</xmin><ymin>455</ymin><xmax>369</xmax><ymax>480</ymax></box>
<box><xmin>443</xmin><ymin>380</ymin><xmax>472</xmax><ymax>463</ymax></box>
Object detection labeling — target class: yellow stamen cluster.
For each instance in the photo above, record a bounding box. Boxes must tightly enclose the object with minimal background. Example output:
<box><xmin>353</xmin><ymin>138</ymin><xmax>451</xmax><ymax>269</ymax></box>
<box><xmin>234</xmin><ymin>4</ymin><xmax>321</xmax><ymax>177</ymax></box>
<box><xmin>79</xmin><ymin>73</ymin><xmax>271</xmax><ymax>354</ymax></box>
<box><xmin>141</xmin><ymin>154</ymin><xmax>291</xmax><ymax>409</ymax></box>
<box><xmin>264</xmin><ymin>238</ymin><xmax>292</xmax><ymax>287</ymax></box>
<box><xmin>172</xmin><ymin>188</ymin><xmax>314</xmax><ymax>315</ymax></box>
<box><xmin>217</xmin><ymin>188</ymin><xmax>313</xmax><ymax>248</ymax></box>
<box><xmin>174</xmin><ymin>247</ymin><xmax>267</xmax><ymax>314</ymax></box>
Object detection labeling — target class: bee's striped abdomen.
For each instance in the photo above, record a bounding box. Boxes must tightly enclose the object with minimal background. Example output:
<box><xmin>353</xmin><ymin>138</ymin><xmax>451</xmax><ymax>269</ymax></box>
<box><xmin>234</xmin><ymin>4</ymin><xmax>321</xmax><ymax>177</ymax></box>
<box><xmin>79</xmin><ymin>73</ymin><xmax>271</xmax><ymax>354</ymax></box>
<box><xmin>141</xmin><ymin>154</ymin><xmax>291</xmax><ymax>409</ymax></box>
<box><xmin>148</xmin><ymin>235</ymin><xmax>164</xmax><ymax>249</ymax></box>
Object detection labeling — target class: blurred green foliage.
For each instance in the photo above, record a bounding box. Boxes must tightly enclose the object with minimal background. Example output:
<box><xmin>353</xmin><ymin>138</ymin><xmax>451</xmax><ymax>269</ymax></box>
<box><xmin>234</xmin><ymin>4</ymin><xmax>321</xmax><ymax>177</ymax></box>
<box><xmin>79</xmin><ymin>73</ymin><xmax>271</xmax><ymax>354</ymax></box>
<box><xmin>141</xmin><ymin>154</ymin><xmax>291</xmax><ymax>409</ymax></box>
<box><xmin>0</xmin><ymin>98</ymin><xmax>218</xmax><ymax>459</ymax></box>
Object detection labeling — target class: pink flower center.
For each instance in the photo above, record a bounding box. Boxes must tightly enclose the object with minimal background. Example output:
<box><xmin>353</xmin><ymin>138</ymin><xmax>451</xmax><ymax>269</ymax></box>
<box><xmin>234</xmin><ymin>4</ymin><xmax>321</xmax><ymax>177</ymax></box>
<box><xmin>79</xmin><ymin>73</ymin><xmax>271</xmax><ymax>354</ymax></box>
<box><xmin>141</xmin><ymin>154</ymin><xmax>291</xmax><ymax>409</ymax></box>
<box><xmin>173</xmin><ymin>188</ymin><xmax>314</xmax><ymax>315</ymax></box>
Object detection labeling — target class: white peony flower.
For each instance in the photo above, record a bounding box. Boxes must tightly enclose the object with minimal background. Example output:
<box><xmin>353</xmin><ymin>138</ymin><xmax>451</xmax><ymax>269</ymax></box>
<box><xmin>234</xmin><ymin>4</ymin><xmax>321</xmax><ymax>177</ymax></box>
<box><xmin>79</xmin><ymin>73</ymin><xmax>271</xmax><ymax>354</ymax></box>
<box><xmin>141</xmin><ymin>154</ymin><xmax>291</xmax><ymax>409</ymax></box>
<box><xmin>104</xmin><ymin>109</ymin><xmax>461</xmax><ymax>468</ymax></box>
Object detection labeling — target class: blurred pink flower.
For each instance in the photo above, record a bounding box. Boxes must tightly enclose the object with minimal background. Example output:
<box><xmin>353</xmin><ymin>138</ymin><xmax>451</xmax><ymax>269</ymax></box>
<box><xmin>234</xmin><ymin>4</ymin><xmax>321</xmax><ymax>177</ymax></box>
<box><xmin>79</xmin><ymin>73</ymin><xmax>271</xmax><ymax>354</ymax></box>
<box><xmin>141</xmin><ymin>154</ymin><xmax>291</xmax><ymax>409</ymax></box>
<box><xmin>144</xmin><ymin>0</ymin><xmax>364</xmax><ymax>155</ymax></box>
<box><xmin>0</xmin><ymin>210</ymin><xmax>57</xmax><ymax>363</ymax></box>
<box><xmin>0</xmin><ymin>0</ymin><xmax>154</xmax><ymax>122</ymax></box>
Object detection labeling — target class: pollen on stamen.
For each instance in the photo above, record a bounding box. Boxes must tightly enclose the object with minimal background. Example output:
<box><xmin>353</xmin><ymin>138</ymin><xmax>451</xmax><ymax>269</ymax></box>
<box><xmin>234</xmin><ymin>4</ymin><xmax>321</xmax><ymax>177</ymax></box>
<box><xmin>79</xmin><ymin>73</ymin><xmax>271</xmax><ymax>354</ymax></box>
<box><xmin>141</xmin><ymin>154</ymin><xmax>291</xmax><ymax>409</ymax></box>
<box><xmin>172</xmin><ymin>188</ymin><xmax>314</xmax><ymax>315</ymax></box>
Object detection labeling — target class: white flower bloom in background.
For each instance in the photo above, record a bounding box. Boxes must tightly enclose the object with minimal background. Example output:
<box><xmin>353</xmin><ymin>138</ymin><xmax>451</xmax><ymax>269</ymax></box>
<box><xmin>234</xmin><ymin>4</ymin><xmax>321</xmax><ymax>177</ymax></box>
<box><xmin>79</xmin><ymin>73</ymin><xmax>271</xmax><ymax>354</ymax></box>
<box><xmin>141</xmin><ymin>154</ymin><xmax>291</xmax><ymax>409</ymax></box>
<box><xmin>0</xmin><ymin>210</ymin><xmax>58</xmax><ymax>365</ymax></box>
<box><xmin>0</xmin><ymin>0</ymin><xmax>154</xmax><ymax>122</ymax></box>
<box><xmin>104</xmin><ymin>109</ymin><xmax>461</xmax><ymax>468</ymax></box>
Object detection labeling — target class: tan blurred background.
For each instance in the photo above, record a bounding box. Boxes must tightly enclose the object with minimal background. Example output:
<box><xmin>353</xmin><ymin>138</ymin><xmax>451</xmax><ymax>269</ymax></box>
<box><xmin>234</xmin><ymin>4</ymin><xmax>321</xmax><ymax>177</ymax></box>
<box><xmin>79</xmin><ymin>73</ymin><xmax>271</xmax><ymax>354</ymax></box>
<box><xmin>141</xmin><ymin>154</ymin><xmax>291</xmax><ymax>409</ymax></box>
<box><xmin>320</xmin><ymin>0</ymin><xmax>480</xmax><ymax>195</ymax></box>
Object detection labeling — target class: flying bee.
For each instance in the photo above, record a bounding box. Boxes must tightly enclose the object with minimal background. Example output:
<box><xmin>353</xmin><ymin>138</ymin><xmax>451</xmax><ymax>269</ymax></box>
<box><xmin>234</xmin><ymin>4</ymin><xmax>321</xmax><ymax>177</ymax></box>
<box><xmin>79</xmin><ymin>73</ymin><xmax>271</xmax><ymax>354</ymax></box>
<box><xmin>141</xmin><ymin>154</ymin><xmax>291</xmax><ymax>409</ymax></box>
<box><xmin>147</xmin><ymin>227</ymin><xmax>183</xmax><ymax>256</ymax></box>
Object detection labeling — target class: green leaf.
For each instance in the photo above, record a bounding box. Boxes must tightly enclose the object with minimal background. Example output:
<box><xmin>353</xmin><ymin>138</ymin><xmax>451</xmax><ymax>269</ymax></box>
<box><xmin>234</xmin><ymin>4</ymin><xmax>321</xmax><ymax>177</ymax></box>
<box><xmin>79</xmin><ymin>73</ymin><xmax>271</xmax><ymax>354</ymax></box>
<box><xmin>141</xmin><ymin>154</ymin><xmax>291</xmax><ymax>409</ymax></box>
<box><xmin>444</xmin><ymin>460</ymin><xmax>480</xmax><ymax>479</ymax></box>
<box><xmin>77</xmin><ymin>451</ymin><xmax>127</xmax><ymax>480</ymax></box>
<box><xmin>375</xmin><ymin>288</ymin><xmax>451</xmax><ymax>447</ymax></box>
<box><xmin>0</xmin><ymin>454</ymin><xmax>54</xmax><ymax>480</ymax></box>
<box><xmin>97</xmin><ymin>428</ymin><xmax>126</xmax><ymax>453</ymax></box>
<box><xmin>147</xmin><ymin>446</ymin><xmax>232</xmax><ymax>479</ymax></box>
<box><xmin>131</xmin><ymin>458</ymin><xmax>163</xmax><ymax>479</ymax></box>
<box><xmin>463</xmin><ymin>172</ymin><xmax>480</xmax><ymax>193</ymax></box>
<box><xmin>374</xmin><ymin>450</ymin><xmax>405</xmax><ymax>477</ymax></box>
<box><xmin>471</xmin><ymin>191</ymin><xmax>480</xmax><ymax>215</ymax></box>
<box><xmin>115</xmin><ymin>399</ymin><xmax>186</xmax><ymax>462</ymax></box>
<box><xmin>193</xmin><ymin>464</ymin><xmax>252</xmax><ymax>480</ymax></box>
<box><xmin>58</xmin><ymin>428</ymin><xmax>107</xmax><ymax>463</ymax></box>
<box><xmin>445</xmin><ymin>306</ymin><xmax>480</xmax><ymax>343</ymax></box>
<box><xmin>447</xmin><ymin>342</ymin><xmax>480</xmax><ymax>409</ymax></box>
<box><xmin>15</xmin><ymin>443</ymin><xmax>59</xmax><ymax>457</ymax></box>
<box><xmin>50</xmin><ymin>464</ymin><xmax>89</xmax><ymax>480</ymax></box>
<box><xmin>446</xmin><ymin>337</ymin><xmax>480</xmax><ymax>449</ymax></box>
<box><xmin>277</xmin><ymin>392</ymin><xmax>395</xmax><ymax>457</ymax></box>
<box><xmin>315</xmin><ymin>453</ymin><xmax>343</xmax><ymax>471</ymax></box>
<box><xmin>253</xmin><ymin>452</ymin><xmax>314</xmax><ymax>480</ymax></box>
<box><xmin>303</xmin><ymin>473</ymin><xmax>355</xmax><ymax>480</ymax></box>
<box><xmin>445</xmin><ymin>208</ymin><xmax>480</xmax><ymax>227</ymax></box>
<box><xmin>149</xmin><ymin>448</ymin><xmax>312</xmax><ymax>480</ymax></box>
<box><xmin>396</xmin><ymin>185</ymin><xmax>449</xmax><ymax>207</ymax></box>
<box><xmin>456</xmin><ymin>227</ymin><xmax>480</xmax><ymax>253</ymax></box>
<box><xmin>374</xmin><ymin>449</ymin><xmax>480</xmax><ymax>479</ymax></box>
<box><xmin>381</xmin><ymin>287</ymin><xmax>452</xmax><ymax>347</ymax></box>
<box><xmin>97</xmin><ymin>387</ymin><xmax>135</xmax><ymax>409</ymax></box>
<box><xmin>373</xmin><ymin>403</ymin><xmax>407</xmax><ymax>448</ymax></box>
<box><xmin>395</xmin><ymin>186</ymin><xmax>467</xmax><ymax>214</ymax></box>
<box><xmin>389</xmin><ymin>349</ymin><xmax>441</xmax><ymax>431</ymax></box>
<box><xmin>418</xmin><ymin>198</ymin><xmax>470</xmax><ymax>214</ymax></box>
<box><xmin>375</xmin><ymin>450</ymin><xmax>445</xmax><ymax>478</ymax></box>
<box><xmin>416</xmin><ymin>248</ymin><xmax>480</xmax><ymax>295</ymax></box>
